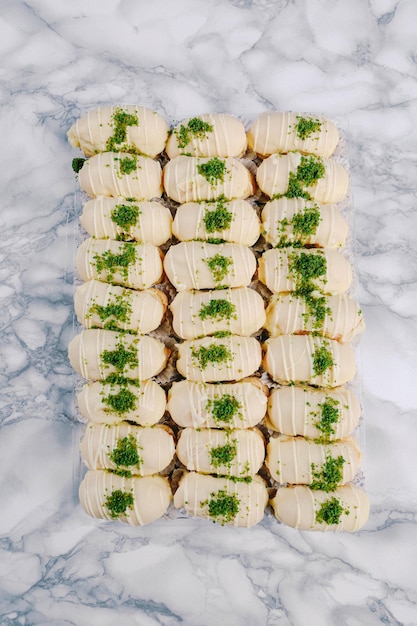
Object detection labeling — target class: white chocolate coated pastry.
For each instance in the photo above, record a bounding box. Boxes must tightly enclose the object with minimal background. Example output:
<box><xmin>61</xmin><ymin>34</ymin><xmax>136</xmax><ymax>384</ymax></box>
<box><xmin>164</xmin><ymin>241</ymin><xmax>256</xmax><ymax>291</ymax></box>
<box><xmin>76</xmin><ymin>238</ymin><xmax>163</xmax><ymax>290</ymax></box>
<box><xmin>271</xmin><ymin>484</ymin><xmax>370</xmax><ymax>532</ymax></box>
<box><xmin>166</xmin><ymin>113</ymin><xmax>247</xmax><ymax>158</ymax></box>
<box><xmin>262</xmin><ymin>197</ymin><xmax>348</xmax><ymax>248</ymax></box>
<box><xmin>170</xmin><ymin>288</ymin><xmax>265</xmax><ymax>339</ymax></box>
<box><xmin>173</xmin><ymin>472</ymin><xmax>268</xmax><ymax>527</ymax></box>
<box><xmin>67</xmin><ymin>105</ymin><xmax>169</xmax><ymax>157</ymax></box>
<box><xmin>80</xmin><ymin>423</ymin><xmax>175</xmax><ymax>475</ymax></box>
<box><xmin>68</xmin><ymin>329</ymin><xmax>169</xmax><ymax>381</ymax></box>
<box><xmin>74</xmin><ymin>280</ymin><xmax>167</xmax><ymax>334</ymax></box>
<box><xmin>176</xmin><ymin>428</ymin><xmax>265</xmax><ymax>477</ymax></box>
<box><xmin>256</xmin><ymin>152</ymin><xmax>348</xmax><ymax>204</ymax></box>
<box><xmin>258</xmin><ymin>247</ymin><xmax>352</xmax><ymax>295</ymax></box>
<box><xmin>167</xmin><ymin>379</ymin><xmax>268</xmax><ymax>429</ymax></box>
<box><xmin>172</xmin><ymin>199</ymin><xmax>260</xmax><ymax>246</ymax></box>
<box><xmin>77</xmin><ymin>379</ymin><xmax>166</xmax><ymax>426</ymax></box>
<box><xmin>177</xmin><ymin>335</ymin><xmax>262</xmax><ymax>382</ymax></box>
<box><xmin>267</xmin><ymin>385</ymin><xmax>361</xmax><ymax>440</ymax></box>
<box><xmin>163</xmin><ymin>156</ymin><xmax>255</xmax><ymax>203</ymax></box>
<box><xmin>78</xmin><ymin>152</ymin><xmax>162</xmax><ymax>199</ymax></box>
<box><xmin>247</xmin><ymin>112</ymin><xmax>339</xmax><ymax>158</ymax></box>
<box><xmin>263</xmin><ymin>335</ymin><xmax>356</xmax><ymax>387</ymax></box>
<box><xmin>265</xmin><ymin>293</ymin><xmax>365</xmax><ymax>343</ymax></box>
<box><xmin>79</xmin><ymin>470</ymin><xmax>172</xmax><ymax>525</ymax></box>
<box><xmin>266</xmin><ymin>436</ymin><xmax>362</xmax><ymax>486</ymax></box>
<box><xmin>80</xmin><ymin>197</ymin><xmax>172</xmax><ymax>246</ymax></box>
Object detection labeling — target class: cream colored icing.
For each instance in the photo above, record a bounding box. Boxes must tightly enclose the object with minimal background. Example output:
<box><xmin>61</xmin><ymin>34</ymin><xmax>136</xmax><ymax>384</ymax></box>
<box><xmin>271</xmin><ymin>484</ymin><xmax>370</xmax><ymax>532</ymax></box>
<box><xmin>263</xmin><ymin>335</ymin><xmax>356</xmax><ymax>387</ymax></box>
<box><xmin>80</xmin><ymin>197</ymin><xmax>172</xmax><ymax>246</ymax></box>
<box><xmin>177</xmin><ymin>335</ymin><xmax>262</xmax><ymax>382</ymax></box>
<box><xmin>176</xmin><ymin>428</ymin><xmax>265</xmax><ymax>477</ymax></box>
<box><xmin>76</xmin><ymin>237</ymin><xmax>163</xmax><ymax>290</ymax></box>
<box><xmin>67</xmin><ymin>105</ymin><xmax>169</xmax><ymax>157</ymax></box>
<box><xmin>261</xmin><ymin>197</ymin><xmax>348</xmax><ymax>248</ymax></box>
<box><xmin>166</xmin><ymin>113</ymin><xmax>247</xmax><ymax>158</ymax></box>
<box><xmin>80</xmin><ymin>423</ymin><xmax>175</xmax><ymax>475</ymax></box>
<box><xmin>77</xmin><ymin>379</ymin><xmax>166</xmax><ymax>426</ymax></box>
<box><xmin>173</xmin><ymin>472</ymin><xmax>268</xmax><ymax>528</ymax></box>
<box><xmin>247</xmin><ymin>112</ymin><xmax>339</xmax><ymax>158</ymax></box>
<box><xmin>258</xmin><ymin>247</ymin><xmax>352</xmax><ymax>295</ymax></box>
<box><xmin>266</xmin><ymin>435</ymin><xmax>362</xmax><ymax>485</ymax></box>
<box><xmin>164</xmin><ymin>241</ymin><xmax>256</xmax><ymax>291</ymax></box>
<box><xmin>68</xmin><ymin>329</ymin><xmax>169</xmax><ymax>381</ymax></box>
<box><xmin>74</xmin><ymin>280</ymin><xmax>167</xmax><ymax>334</ymax></box>
<box><xmin>170</xmin><ymin>287</ymin><xmax>265</xmax><ymax>339</ymax></box>
<box><xmin>172</xmin><ymin>199</ymin><xmax>260</xmax><ymax>246</ymax></box>
<box><xmin>256</xmin><ymin>152</ymin><xmax>348</xmax><ymax>203</ymax></box>
<box><xmin>163</xmin><ymin>156</ymin><xmax>255</xmax><ymax>203</ymax></box>
<box><xmin>265</xmin><ymin>293</ymin><xmax>365</xmax><ymax>343</ymax></box>
<box><xmin>79</xmin><ymin>470</ymin><xmax>172</xmax><ymax>525</ymax></box>
<box><xmin>166</xmin><ymin>379</ymin><xmax>268</xmax><ymax>428</ymax></box>
<box><xmin>78</xmin><ymin>152</ymin><xmax>162</xmax><ymax>199</ymax></box>
<box><xmin>267</xmin><ymin>385</ymin><xmax>361</xmax><ymax>440</ymax></box>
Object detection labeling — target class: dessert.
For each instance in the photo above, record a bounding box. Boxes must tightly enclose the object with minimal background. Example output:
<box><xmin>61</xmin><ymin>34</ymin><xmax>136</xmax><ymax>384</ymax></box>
<box><xmin>172</xmin><ymin>198</ymin><xmax>260</xmax><ymax>246</ymax></box>
<box><xmin>167</xmin><ymin>378</ymin><xmax>268</xmax><ymax>429</ymax></box>
<box><xmin>80</xmin><ymin>197</ymin><xmax>172</xmax><ymax>246</ymax></box>
<box><xmin>166</xmin><ymin>114</ymin><xmax>247</xmax><ymax>158</ymax></box>
<box><xmin>164</xmin><ymin>241</ymin><xmax>256</xmax><ymax>291</ymax></box>
<box><xmin>170</xmin><ymin>287</ymin><xmax>266</xmax><ymax>339</ymax></box>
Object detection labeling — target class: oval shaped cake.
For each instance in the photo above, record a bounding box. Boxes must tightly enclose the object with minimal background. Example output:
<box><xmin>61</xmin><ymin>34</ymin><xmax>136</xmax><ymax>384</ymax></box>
<box><xmin>79</xmin><ymin>470</ymin><xmax>172</xmax><ymax>525</ymax></box>
<box><xmin>166</xmin><ymin>113</ymin><xmax>247</xmax><ymax>158</ymax></box>
<box><xmin>78</xmin><ymin>152</ymin><xmax>163</xmax><ymax>199</ymax></box>
<box><xmin>80</xmin><ymin>197</ymin><xmax>172</xmax><ymax>246</ymax></box>
<box><xmin>170</xmin><ymin>287</ymin><xmax>265</xmax><ymax>339</ymax></box>
<box><xmin>167</xmin><ymin>378</ymin><xmax>268</xmax><ymax>429</ymax></box>
<box><xmin>247</xmin><ymin>112</ymin><xmax>339</xmax><ymax>158</ymax></box>
<box><xmin>67</xmin><ymin>105</ymin><xmax>169</xmax><ymax>157</ymax></box>
<box><xmin>163</xmin><ymin>156</ymin><xmax>255</xmax><ymax>203</ymax></box>
<box><xmin>172</xmin><ymin>198</ymin><xmax>260</xmax><ymax>246</ymax></box>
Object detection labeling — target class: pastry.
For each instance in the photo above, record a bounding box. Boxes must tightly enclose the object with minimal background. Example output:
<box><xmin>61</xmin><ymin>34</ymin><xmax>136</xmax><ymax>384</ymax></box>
<box><xmin>80</xmin><ymin>197</ymin><xmax>172</xmax><ymax>246</ymax></box>
<box><xmin>247</xmin><ymin>112</ymin><xmax>339</xmax><ymax>158</ymax></box>
<box><xmin>74</xmin><ymin>280</ymin><xmax>167</xmax><ymax>334</ymax></box>
<box><xmin>76</xmin><ymin>238</ymin><xmax>163</xmax><ymax>290</ymax></box>
<box><xmin>79</xmin><ymin>470</ymin><xmax>172</xmax><ymax>525</ymax></box>
<box><xmin>167</xmin><ymin>378</ymin><xmax>268</xmax><ymax>429</ymax></box>
<box><xmin>173</xmin><ymin>472</ymin><xmax>268</xmax><ymax>527</ymax></box>
<box><xmin>176</xmin><ymin>428</ymin><xmax>265</xmax><ymax>477</ymax></box>
<box><xmin>263</xmin><ymin>335</ymin><xmax>356</xmax><ymax>387</ymax></box>
<box><xmin>176</xmin><ymin>335</ymin><xmax>262</xmax><ymax>382</ymax></box>
<box><xmin>270</xmin><ymin>484</ymin><xmax>369</xmax><ymax>532</ymax></box>
<box><xmin>80</xmin><ymin>423</ymin><xmax>175</xmax><ymax>475</ymax></box>
<box><xmin>78</xmin><ymin>152</ymin><xmax>162</xmax><ymax>199</ymax></box>
<box><xmin>265</xmin><ymin>293</ymin><xmax>365</xmax><ymax>342</ymax></box>
<box><xmin>77</xmin><ymin>379</ymin><xmax>166</xmax><ymax>426</ymax></box>
<box><xmin>261</xmin><ymin>197</ymin><xmax>348</xmax><ymax>248</ymax></box>
<box><xmin>266</xmin><ymin>436</ymin><xmax>362</xmax><ymax>487</ymax></box>
<box><xmin>172</xmin><ymin>198</ymin><xmax>260</xmax><ymax>246</ymax></box>
<box><xmin>258</xmin><ymin>247</ymin><xmax>352</xmax><ymax>295</ymax></box>
<box><xmin>67</xmin><ymin>105</ymin><xmax>169</xmax><ymax>157</ymax></box>
<box><xmin>170</xmin><ymin>287</ymin><xmax>265</xmax><ymax>339</ymax></box>
<box><xmin>163</xmin><ymin>156</ymin><xmax>255</xmax><ymax>203</ymax></box>
<box><xmin>256</xmin><ymin>152</ymin><xmax>348</xmax><ymax>204</ymax></box>
<box><xmin>164</xmin><ymin>241</ymin><xmax>256</xmax><ymax>291</ymax></box>
<box><xmin>166</xmin><ymin>113</ymin><xmax>247</xmax><ymax>158</ymax></box>
<box><xmin>68</xmin><ymin>329</ymin><xmax>169</xmax><ymax>381</ymax></box>
<box><xmin>267</xmin><ymin>385</ymin><xmax>361</xmax><ymax>441</ymax></box>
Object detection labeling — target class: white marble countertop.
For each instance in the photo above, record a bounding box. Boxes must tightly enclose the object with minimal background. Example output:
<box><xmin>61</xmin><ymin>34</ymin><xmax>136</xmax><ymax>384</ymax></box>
<box><xmin>1</xmin><ymin>1</ymin><xmax>416</xmax><ymax>624</ymax></box>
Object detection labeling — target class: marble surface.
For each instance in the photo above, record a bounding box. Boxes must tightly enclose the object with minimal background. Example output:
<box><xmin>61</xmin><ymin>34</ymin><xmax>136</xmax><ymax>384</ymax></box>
<box><xmin>1</xmin><ymin>0</ymin><xmax>417</xmax><ymax>623</ymax></box>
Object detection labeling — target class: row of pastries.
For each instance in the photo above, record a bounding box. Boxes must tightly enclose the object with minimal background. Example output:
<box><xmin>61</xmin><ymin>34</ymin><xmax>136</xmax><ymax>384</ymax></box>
<box><xmin>67</xmin><ymin>105</ymin><xmax>369</xmax><ymax>531</ymax></box>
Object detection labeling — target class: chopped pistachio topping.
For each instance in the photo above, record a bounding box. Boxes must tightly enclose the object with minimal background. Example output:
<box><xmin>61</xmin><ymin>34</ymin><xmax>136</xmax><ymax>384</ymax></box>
<box><xmin>109</xmin><ymin>434</ymin><xmax>142</xmax><ymax>471</ymax></box>
<box><xmin>199</xmin><ymin>298</ymin><xmax>237</xmax><ymax>321</ymax></box>
<box><xmin>105</xmin><ymin>489</ymin><xmax>134</xmax><ymax>519</ymax></box>
<box><xmin>203</xmin><ymin>197</ymin><xmax>233</xmax><ymax>233</ymax></box>
<box><xmin>278</xmin><ymin>155</ymin><xmax>325</xmax><ymax>200</ymax></box>
<box><xmin>209</xmin><ymin>439</ymin><xmax>237</xmax><ymax>469</ymax></box>
<box><xmin>201</xmin><ymin>488</ymin><xmax>240</xmax><ymax>525</ymax></box>
<box><xmin>295</xmin><ymin>115</ymin><xmax>322</xmax><ymax>140</ymax></box>
<box><xmin>106</xmin><ymin>108</ymin><xmax>139</xmax><ymax>153</ymax></box>
<box><xmin>103</xmin><ymin>387</ymin><xmax>137</xmax><ymax>414</ymax></box>
<box><xmin>315</xmin><ymin>496</ymin><xmax>348</xmax><ymax>525</ymax></box>
<box><xmin>118</xmin><ymin>155</ymin><xmax>138</xmax><ymax>175</ymax></box>
<box><xmin>101</xmin><ymin>342</ymin><xmax>137</xmax><ymax>373</ymax></box>
<box><xmin>175</xmin><ymin>117</ymin><xmax>214</xmax><ymax>149</ymax></box>
<box><xmin>207</xmin><ymin>394</ymin><xmax>241</xmax><ymax>425</ymax></box>
<box><xmin>111</xmin><ymin>203</ymin><xmax>141</xmax><ymax>229</ymax></box>
<box><xmin>94</xmin><ymin>242</ymin><xmax>136</xmax><ymax>282</ymax></box>
<box><xmin>205</xmin><ymin>253</ymin><xmax>232</xmax><ymax>284</ymax></box>
<box><xmin>288</xmin><ymin>250</ymin><xmax>330</xmax><ymax>330</ymax></box>
<box><xmin>310</xmin><ymin>453</ymin><xmax>345</xmax><ymax>492</ymax></box>
<box><xmin>197</xmin><ymin>157</ymin><xmax>227</xmax><ymax>186</ymax></box>
<box><xmin>312</xmin><ymin>344</ymin><xmax>334</xmax><ymax>377</ymax></box>
<box><xmin>90</xmin><ymin>293</ymin><xmax>132</xmax><ymax>330</ymax></box>
<box><xmin>191</xmin><ymin>343</ymin><xmax>232</xmax><ymax>370</ymax></box>
<box><xmin>313</xmin><ymin>397</ymin><xmax>341</xmax><ymax>442</ymax></box>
